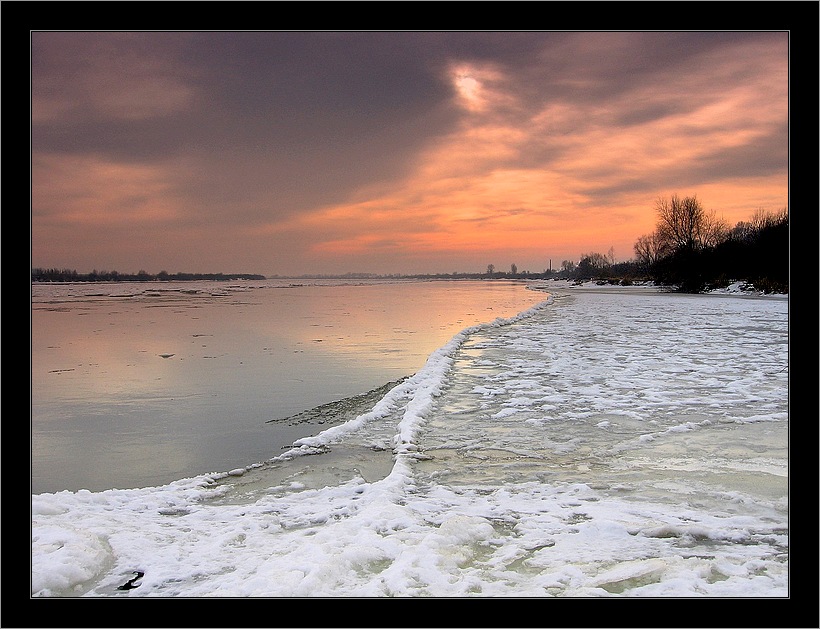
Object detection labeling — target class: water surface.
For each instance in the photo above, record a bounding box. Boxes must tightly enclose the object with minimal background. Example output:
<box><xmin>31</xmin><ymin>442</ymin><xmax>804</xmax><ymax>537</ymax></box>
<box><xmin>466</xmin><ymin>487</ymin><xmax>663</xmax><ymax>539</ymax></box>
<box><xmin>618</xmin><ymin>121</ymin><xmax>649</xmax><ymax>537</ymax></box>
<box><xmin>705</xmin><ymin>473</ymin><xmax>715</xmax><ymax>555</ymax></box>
<box><xmin>31</xmin><ymin>278</ymin><xmax>546</xmax><ymax>493</ymax></box>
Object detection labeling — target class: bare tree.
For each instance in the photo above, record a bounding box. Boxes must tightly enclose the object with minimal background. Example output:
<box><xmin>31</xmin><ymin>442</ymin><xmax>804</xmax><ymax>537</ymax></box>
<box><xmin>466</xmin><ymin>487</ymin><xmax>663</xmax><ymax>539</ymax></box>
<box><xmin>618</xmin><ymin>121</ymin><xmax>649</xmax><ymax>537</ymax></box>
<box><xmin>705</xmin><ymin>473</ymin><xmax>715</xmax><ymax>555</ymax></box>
<box><xmin>487</xmin><ymin>264</ymin><xmax>495</xmax><ymax>276</ymax></box>
<box><xmin>702</xmin><ymin>214</ymin><xmax>728</xmax><ymax>248</ymax></box>
<box><xmin>750</xmin><ymin>206</ymin><xmax>788</xmax><ymax>232</ymax></box>
<box><xmin>576</xmin><ymin>252</ymin><xmax>611</xmax><ymax>279</ymax></box>
<box><xmin>730</xmin><ymin>207</ymin><xmax>788</xmax><ymax>243</ymax></box>
<box><xmin>655</xmin><ymin>194</ymin><xmax>726</xmax><ymax>253</ymax></box>
<box><xmin>510</xmin><ymin>263</ymin><xmax>517</xmax><ymax>275</ymax></box>
<box><xmin>633</xmin><ymin>229</ymin><xmax>669</xmax><ymax>267</ymax></box>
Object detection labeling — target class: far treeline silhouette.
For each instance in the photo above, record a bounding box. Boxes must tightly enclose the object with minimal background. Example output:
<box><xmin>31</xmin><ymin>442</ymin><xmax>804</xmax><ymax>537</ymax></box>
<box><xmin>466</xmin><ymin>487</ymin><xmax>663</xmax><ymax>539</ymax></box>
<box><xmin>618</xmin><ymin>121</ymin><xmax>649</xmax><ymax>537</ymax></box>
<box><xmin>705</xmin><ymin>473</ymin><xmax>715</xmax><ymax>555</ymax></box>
<box><xmin>30</xmin><ymin>269</ymin><xmax>266</xmax><ymax>282</ymax></box>
<box><xmin>32</xmin><ymin>196</ymin><xmax>788</xmax><ymax>294</ymax></box>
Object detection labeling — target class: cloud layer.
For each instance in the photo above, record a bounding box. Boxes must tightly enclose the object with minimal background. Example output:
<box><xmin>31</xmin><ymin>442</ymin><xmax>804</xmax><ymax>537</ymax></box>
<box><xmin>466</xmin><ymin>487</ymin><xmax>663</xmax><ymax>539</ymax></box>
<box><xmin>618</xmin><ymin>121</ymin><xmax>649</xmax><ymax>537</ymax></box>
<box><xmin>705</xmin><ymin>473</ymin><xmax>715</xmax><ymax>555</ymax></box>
<box><xmin>31</xmin><ymin>32</ymin><xmax>788</xmax><ymax>275</ymax></box>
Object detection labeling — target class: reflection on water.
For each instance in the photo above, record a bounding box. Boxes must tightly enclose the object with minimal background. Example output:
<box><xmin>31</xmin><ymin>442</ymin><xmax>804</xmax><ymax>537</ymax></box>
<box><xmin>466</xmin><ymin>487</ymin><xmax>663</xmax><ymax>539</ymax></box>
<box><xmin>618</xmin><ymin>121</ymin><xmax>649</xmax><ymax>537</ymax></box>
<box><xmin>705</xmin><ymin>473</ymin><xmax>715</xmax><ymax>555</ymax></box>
<box><xmin>31</xmin><ymin>279</ymin><xmax>546</xmax><ymax>494</ymax></box>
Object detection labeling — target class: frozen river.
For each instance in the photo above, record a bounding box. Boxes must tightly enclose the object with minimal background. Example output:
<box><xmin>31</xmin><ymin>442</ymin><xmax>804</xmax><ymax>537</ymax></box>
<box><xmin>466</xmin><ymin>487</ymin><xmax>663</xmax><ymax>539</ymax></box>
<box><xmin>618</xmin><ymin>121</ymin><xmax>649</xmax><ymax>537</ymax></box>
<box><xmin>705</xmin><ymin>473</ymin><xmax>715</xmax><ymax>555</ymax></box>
<box><xmin>31</xmin><ymin>280</ymin><xmax>788</xmax><ymax>597</ymax></box>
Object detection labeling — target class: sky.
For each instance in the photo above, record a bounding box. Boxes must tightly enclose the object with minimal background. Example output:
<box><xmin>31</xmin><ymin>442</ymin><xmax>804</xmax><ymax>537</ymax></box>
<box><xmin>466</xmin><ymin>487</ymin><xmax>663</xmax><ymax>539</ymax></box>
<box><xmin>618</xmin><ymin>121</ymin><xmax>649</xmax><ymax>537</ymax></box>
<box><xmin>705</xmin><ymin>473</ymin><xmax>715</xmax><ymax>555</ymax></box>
<box><xmin>30</xmin><ymin>31</ymin><xmax>789</xmax><ymax>277</ymax></box>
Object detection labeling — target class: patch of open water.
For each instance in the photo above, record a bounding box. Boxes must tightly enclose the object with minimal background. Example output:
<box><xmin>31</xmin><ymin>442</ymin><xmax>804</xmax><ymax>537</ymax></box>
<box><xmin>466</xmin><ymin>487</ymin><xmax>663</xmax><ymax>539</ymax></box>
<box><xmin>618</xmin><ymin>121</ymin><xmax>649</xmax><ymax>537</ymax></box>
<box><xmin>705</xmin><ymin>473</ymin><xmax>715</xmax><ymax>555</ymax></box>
<box><xmin>31</xmin><ymin>278</ymin><xmax>546</xmax><ymax>494</ymax></box>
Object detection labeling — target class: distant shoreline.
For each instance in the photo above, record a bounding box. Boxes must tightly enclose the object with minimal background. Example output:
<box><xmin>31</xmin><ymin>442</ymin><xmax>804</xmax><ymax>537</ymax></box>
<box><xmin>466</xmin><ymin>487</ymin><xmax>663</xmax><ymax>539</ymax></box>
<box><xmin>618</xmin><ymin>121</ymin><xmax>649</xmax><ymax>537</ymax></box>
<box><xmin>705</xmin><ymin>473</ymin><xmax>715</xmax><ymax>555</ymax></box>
<box><xmin>30</xmin><ymin>270</ymin><xmax>267</xmax><ymax>283</ymax></box>
<box><xmin>30</xmin><ymin>272</ymin><xmax>789</xmax><ymax>295</ymax></box>
<box><xmin>30</xmin><ymin>269</ymin><xmax>556</xmax><ymax>283</ymax></box>
<box><xmin>30</xmin><ymin>274</ymin><xmax>787</xmax><ymax>297</ymax></box>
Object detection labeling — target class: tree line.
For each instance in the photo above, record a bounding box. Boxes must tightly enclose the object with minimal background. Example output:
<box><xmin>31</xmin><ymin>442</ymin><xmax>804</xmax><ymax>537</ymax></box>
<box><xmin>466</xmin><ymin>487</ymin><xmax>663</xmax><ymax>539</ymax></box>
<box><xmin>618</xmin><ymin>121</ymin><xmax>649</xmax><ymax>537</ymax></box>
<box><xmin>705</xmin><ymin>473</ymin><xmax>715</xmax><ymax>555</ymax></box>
<box><xmin>31</xmin><ymin>269</ymin><xmax>266</xmax><ymax>282</ymax></box>
<box><xmin>481</xmin><ymin>197</ymin><xmax>786</xmax><ymax>293</ymax></box>
<box><xmin>549</xmin><ymin>195</ymin><xmax>787</xmax><ymax>293</ymax></box>
<box><xmin>635</xmin><ymin>195</ymin><xmax>787</xmax><ymax>293</ymax></box>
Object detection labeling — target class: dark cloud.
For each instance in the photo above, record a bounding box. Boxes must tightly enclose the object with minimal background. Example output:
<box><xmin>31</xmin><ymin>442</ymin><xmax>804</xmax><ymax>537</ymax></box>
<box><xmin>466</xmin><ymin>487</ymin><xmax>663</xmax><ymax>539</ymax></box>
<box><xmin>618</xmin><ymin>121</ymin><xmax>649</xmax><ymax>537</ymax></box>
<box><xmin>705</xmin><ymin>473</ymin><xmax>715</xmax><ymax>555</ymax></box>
<box><xmin>687</xmin><ymin>124</ymin><xmax>789</xmax><ymax>182</ymax></box>
<box><xmin>32</xmin><ymin>32</ymin><xmax>460</xmax><ymax>210</ymax></box>
<box><xmin>579</xmin><ymin>122</ymin><xmax>788</xmax><ymax>207</ymax></box>
<box><xmin>32</xmin><ymin>30</ymin><xmax>783</xmax><ymax>161</ymax></box>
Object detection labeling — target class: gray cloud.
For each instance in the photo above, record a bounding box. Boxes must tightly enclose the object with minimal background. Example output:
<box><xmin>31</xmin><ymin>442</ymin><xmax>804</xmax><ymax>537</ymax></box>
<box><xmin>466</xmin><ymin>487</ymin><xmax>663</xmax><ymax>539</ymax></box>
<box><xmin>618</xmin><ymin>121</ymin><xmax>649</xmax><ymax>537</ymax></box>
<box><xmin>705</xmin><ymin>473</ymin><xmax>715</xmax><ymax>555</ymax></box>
<box><xmin>32</xmin><ymin>32</ymin><xmax>463</xmax><ymax>218</ymax></box>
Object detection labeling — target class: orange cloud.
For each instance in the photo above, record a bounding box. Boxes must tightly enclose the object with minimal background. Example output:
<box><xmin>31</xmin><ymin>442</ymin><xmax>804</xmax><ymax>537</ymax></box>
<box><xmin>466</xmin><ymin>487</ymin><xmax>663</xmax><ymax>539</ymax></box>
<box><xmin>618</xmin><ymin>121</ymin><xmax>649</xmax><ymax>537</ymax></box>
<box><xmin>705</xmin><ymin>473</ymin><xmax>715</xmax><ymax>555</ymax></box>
<box><xmin>32</xmin><ymin>153</ymin><xmax>184</xmax><ymax>226</ymax></box>
<box><xmin>282</xmin><ymin>38</ymin><xmax>782</xmax><ymax>271</ymax></box>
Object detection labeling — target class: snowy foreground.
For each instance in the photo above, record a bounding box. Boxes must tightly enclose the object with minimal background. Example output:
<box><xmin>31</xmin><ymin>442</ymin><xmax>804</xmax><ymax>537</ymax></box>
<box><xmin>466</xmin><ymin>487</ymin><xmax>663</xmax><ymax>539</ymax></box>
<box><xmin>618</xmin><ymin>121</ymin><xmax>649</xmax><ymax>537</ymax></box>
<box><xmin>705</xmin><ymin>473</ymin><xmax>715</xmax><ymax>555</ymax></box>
<box><xmin>31</xmin><ymin>281</ymin><xmax>788</xmax><ymax>597</ymax></box>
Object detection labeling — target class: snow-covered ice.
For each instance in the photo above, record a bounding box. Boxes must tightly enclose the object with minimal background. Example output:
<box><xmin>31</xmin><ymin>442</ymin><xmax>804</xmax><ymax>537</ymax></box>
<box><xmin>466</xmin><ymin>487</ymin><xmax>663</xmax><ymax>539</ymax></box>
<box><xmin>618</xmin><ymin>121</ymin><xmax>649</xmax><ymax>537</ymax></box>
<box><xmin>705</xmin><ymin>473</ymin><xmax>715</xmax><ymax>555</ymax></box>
<box><xmin>31</xmin><ymin>281</ymin><xmax>788</xmax><ymax>597</ymax></box>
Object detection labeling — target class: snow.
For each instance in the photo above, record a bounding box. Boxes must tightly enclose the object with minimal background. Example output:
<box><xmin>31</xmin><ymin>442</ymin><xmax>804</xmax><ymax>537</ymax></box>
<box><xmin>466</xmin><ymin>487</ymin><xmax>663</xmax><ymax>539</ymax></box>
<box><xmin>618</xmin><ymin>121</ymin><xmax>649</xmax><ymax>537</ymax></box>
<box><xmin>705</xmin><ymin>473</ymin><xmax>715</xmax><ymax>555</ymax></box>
<box><xmin>31</xmin><ymin>280</ymin><xmax>788</xmax><ymax>597</ymax></box>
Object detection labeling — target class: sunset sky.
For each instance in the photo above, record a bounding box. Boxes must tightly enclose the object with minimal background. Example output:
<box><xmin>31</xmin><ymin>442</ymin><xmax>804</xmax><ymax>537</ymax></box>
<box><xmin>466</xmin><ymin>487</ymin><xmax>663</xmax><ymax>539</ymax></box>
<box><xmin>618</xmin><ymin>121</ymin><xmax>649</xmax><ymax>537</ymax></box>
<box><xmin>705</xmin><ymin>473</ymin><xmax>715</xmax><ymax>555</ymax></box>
<box><xmin>31</xmin><ymin>31</ymin><xmax>789</xmax><ymax>276</ymax></box>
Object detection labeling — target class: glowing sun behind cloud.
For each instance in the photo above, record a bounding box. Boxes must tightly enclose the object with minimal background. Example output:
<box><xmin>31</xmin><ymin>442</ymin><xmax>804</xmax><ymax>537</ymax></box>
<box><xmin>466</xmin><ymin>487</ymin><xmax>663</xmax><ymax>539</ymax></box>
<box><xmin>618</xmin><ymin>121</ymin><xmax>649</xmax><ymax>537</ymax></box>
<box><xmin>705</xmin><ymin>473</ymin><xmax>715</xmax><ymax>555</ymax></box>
<box><xmin>271</xmin><ymin>36</ymin><xmax>787</xmax><ymax>275</ymax></box>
